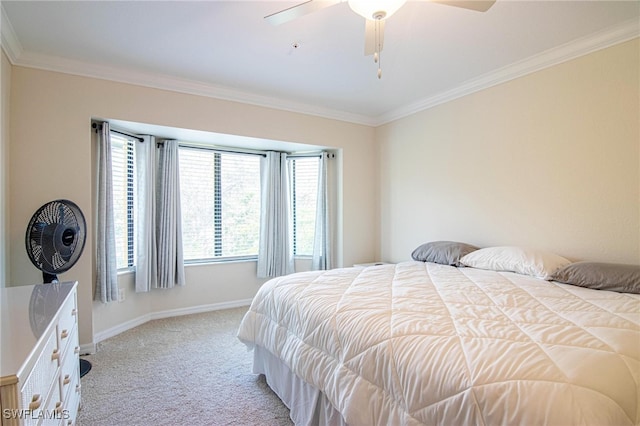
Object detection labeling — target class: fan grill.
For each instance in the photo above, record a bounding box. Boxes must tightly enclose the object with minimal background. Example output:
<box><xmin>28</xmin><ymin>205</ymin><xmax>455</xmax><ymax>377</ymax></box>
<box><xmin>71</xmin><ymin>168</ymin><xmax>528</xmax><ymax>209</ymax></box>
<box><xmin>26</xmin><ymin>200</ymin><xmax>87</xmax><ymax>276</ymax></box>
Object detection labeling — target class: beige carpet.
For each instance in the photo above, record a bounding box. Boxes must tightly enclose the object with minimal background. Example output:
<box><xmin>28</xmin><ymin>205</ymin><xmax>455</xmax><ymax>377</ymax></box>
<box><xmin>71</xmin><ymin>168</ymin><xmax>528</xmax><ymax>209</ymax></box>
<box><xmin>77</xmin><ymin>307</ymin><xmax>293</xmax><ymax>426</ymax></box>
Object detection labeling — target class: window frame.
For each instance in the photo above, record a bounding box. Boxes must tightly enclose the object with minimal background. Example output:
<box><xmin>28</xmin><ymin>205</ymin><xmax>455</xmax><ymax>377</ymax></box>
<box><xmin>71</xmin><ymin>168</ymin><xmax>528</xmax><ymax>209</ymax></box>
<box><xmin>178</xmin><ymin>144</ymin><xmax>263</xmax><ymax>264</ymax></box>
<box><xmin>110</xmin><ymin>131</ymin><xmax>137</xmax><ymax>271</ymax></box>
<box><xmin>289</xmin><ymin>154</ymin><xmax>321</xmax><ymax>258</ymax></box>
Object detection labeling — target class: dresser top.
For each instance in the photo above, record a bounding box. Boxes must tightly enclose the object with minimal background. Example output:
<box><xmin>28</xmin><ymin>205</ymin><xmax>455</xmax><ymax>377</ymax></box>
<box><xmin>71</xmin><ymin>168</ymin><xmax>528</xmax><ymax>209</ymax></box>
<box><xmin>1</xmin><ymin>281</ymin><xmax>77</xmax><ymax>379</ymax></box>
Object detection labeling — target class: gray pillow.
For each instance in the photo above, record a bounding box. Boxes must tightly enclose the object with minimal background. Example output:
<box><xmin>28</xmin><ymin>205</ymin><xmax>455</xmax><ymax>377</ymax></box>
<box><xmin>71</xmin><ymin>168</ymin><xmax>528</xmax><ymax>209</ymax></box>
<box><xmin>550</xmin><ymin>261</ymin><xmax>640</xmax><ymax>294</ymax></box>
<box><xmin>411</xmin><ymin>241</ymin><xmax>479</xmax><ymax>266</ymax></box>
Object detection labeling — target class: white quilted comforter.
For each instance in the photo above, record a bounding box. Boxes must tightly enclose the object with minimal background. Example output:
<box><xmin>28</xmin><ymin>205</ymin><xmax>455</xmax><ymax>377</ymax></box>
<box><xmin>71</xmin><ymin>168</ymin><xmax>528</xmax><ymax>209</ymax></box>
<box><xmin>237</xmin><ymin>262</ymin><xmax>640</xmax><ymax>425</ymax></box>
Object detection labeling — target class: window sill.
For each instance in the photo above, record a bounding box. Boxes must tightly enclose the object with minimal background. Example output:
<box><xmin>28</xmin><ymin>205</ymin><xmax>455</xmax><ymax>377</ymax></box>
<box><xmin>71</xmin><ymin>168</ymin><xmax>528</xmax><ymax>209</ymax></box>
<box><xmin>117</xmin><ymin>256</ymin><xmax>313</xmax><ymax>272</ymax></box>
<box><xmin>117</xmin><ymin>268</ymin><xmax>135</xmax><ymax>276</ymax></box>
<box><xmin>184</xmin><ymin>256</ymin><xmax>258</xmax><ymax>266</ymax></box>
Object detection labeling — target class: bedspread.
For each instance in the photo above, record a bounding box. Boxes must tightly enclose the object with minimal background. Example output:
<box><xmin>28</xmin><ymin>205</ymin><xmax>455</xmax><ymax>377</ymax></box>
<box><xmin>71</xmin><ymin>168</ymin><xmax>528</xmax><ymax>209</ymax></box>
<box><xmin>237</xmin><ymin>261</ymin><xmax>640</xmax><ymax>425</ymax></box>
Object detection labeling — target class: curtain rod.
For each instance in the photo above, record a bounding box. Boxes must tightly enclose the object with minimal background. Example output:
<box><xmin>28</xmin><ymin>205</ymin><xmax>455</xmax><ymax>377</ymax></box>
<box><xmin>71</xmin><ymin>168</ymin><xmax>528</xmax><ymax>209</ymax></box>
<box><xmin>163</xmin><ymin>141</ymin><xmax>268</xmax><ymax>157</ymax></box>
<box><xmin>164</xmin><ymin>143</ymin><xmax>331</xmax><ymax>159</ymax></box>
<box><xmin>288</xmin><ymin>152</ymin><xmax>326</xmax><ymax>159</ymax></box>
<box><xmin>92</xmin><ymin>122</ymin><xmax>144</xmax><ymax>142</ymax></box>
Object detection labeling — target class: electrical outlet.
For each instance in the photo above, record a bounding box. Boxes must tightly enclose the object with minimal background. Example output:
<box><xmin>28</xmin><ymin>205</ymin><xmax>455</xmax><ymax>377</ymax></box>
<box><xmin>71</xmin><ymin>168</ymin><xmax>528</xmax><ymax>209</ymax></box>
<box><xmin>118</xmin><ymin>288</ymin><xmax>125</xmax><ymax>302</ymax></box>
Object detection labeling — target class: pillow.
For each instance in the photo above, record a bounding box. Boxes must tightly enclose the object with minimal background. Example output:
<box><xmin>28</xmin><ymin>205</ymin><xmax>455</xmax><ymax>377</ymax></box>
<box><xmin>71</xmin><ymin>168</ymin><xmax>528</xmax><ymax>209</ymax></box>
<box><xmin>411</xmin><ymin>241</ymin><xmax>479</xmax><ymax>266</ymax></box>
<box><xmin>459</xmin><ymin>246</ymin><xmax>571</xmax><ymax>279</ymax></box>
<box><xmin>550</xmin><ymin>261</ymin><xmax>640</xmax><ymax>294</ymax></box>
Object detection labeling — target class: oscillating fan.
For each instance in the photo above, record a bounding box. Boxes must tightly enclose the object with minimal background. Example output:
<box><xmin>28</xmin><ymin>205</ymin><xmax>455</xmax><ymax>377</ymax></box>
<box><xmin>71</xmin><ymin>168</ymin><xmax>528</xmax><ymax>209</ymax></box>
<box><xmin>25</xmin><ymin>199</ymin><xmax>86</xmax><ymax>283</ymax></box>
<box><xmin>25</xmin><ymin>199</ymin><xmax>92</xmax><ymax>377</ymax></box>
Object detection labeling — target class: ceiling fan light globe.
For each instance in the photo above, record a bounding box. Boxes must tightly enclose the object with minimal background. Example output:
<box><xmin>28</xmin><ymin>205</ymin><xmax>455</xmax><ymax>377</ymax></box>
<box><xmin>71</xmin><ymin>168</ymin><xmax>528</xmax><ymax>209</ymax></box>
<box><xmin>348</xmin><ymin>0</ymin><xmax>407</xmax><ymax>20</ymax></box>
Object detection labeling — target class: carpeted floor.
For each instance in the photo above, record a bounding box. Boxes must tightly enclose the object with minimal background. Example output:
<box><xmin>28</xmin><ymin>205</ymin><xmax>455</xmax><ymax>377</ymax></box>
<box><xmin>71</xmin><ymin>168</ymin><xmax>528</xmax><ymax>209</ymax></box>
<box><xmin>77</xmin><ymin>307</ymin><xmax>293</xmax><ymax>426</ymax></box>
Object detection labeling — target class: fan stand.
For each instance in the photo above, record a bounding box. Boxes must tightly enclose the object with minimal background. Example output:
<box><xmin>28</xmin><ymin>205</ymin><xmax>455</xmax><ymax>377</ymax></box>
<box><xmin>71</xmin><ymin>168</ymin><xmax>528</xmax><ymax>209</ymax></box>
<box><xmin>43</xmin><ymin>272</ymin><xmax>58</xmax><ymax>284</ymax></box>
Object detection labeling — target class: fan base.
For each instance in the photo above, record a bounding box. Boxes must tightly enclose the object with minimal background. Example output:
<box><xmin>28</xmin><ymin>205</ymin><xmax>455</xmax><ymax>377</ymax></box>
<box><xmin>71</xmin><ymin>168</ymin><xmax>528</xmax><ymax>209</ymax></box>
<box><xmin>80</xmin><ymin>359</ymin><xmax>92</xmax><ymax>377</ymax></box>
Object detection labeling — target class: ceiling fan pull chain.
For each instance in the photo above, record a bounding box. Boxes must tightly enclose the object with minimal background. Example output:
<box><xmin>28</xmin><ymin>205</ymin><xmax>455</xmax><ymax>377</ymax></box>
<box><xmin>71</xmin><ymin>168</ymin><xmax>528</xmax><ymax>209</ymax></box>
<box><xmin>374</xmin><ymin>18</ymin><xmax>379</xmax><ymax>64</ymax></box>
<box><xmin>376</xmin><ymin>18</ymin><xmax>382</xmax><ymax>79</ymax></box>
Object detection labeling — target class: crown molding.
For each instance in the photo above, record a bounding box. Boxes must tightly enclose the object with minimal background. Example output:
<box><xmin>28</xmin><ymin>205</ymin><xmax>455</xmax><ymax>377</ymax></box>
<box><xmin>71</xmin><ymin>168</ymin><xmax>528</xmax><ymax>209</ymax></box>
<box><xmin>3</xmin><ymin>46</ymin><xmax>377</xmax><ymax>127</ymax></box>
<box><xmin>1</xmin><ymin>12</ymin><xmax>637</xmax><ymax>128</ymax></box>
<box><xmin>376</xmin><ymin>18</ymin><xmax>640</xmax><ymax>125</ymax></box>
<box><xmin>0</xmin><ymin>4</ymin><xmax>23</xmax><ymax>63</ymax></box>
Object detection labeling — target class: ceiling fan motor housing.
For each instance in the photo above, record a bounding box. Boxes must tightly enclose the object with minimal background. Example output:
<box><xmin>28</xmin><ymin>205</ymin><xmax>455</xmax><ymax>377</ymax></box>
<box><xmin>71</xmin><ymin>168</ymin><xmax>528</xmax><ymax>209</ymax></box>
<box><xmin>347</xmin><ymin>0</ymin><xmax>407</xmax><ymax>20</ymax></box>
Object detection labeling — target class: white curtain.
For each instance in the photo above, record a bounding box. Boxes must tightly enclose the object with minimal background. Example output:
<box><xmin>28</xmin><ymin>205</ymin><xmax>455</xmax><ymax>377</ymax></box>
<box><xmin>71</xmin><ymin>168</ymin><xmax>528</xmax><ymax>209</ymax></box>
<box><xmin>95</xmin><ymin>121</ymin><xmax>119</xmax><ymax>303</ymax></box>
<box><xmin>257</xmin><ymin>151</ymin><xmax>294</xmax><ymax>278</ymax></box>
<box><xmin>156</xmin><ymin>140</ymin><xmax>185</xmax><ymax>288</ymax></box>
<box><xmin>312</xmin><ymin>152</ymin><xmax>334</xmax><ymax>270</ymax></box>
<box><xmin>135</xmin><ymin>135</ymin><xmax>157</xmax><ymax>292</ymax></box>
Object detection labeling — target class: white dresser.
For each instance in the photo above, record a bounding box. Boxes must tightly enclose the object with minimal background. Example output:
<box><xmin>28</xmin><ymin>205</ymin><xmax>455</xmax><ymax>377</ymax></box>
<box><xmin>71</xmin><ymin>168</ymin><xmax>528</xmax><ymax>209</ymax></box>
<box><xmin>0</xmin><ymin>282</ymin><xmax>81</xmax><ymax>426</ymax></box>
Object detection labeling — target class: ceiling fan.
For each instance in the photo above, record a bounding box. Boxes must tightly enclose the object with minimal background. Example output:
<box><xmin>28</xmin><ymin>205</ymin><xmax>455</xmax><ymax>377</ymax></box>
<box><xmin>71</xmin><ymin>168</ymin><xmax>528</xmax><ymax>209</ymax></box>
<box><xmin>265</xmin><ymin>0</ymin><xmax>496</xmax><ymax>79</ymax></box>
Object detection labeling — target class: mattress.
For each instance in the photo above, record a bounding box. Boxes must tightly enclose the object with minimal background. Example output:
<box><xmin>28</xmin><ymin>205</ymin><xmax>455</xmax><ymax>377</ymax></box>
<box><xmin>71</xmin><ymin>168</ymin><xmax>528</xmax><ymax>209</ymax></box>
<box><xmin>237</xmin><ymin>261</ymin><xmax>640</xmax><ymax>425</ymax></box>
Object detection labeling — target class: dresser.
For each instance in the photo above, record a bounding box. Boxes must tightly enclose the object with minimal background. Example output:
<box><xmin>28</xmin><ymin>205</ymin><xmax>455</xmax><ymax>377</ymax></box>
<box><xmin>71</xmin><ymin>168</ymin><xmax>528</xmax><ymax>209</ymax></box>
<box><xmin>0</xmin><ymin>282</ymin><xmax>81</xmax><ymax>426</ymax></box>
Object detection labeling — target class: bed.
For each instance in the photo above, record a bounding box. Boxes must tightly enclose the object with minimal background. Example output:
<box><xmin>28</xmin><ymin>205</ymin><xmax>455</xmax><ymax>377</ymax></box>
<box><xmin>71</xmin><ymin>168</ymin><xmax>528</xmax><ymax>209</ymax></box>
<box><xmin>237</xmin><ymin>244</ymin><xmax>640</xmax><ymax>425</ymax></box>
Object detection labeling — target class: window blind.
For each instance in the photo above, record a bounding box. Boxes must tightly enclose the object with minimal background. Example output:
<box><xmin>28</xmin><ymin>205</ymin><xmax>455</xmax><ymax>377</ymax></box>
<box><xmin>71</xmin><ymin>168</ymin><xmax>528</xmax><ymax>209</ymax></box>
<box><xmin>179</xmin><ymin>147</ymin><xmax>261</xmax><ymax>260</ymax></box>
<box><xmin>290</xmin><ymin>157</ymin><xmax>320</xmax><ymax>256</ymax></box>
<box><xmin>110</xmin><ymin>133</ymin><xmax>135</xmax><ymax>269</ymax></box>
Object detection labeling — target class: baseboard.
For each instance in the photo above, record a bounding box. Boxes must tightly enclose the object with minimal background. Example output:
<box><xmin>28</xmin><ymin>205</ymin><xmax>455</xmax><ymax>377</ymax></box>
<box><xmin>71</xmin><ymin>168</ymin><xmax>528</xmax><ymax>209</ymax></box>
<box><xmin>93</xmin><ymin>316</ymin><xmax>150</xmax><ymax>348</ymax></box>
<box><xmin>80</xmin><ymin>342</ymin><xmax>97</xmax><ymax>355</ymax></box>
<box><xmin>92</xmin><ymin>298</ymin><xmax>253</xmax><ymax>346</ymax></box>
<box><xmin>146</xmin><ymin>298</ymin><xmax>253</xmax><ymax>322</ymax></box>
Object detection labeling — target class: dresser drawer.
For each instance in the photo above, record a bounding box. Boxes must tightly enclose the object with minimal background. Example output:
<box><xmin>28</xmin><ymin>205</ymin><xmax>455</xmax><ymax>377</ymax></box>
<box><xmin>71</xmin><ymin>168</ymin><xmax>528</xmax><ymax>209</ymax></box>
<box><xmin>60</xmin><ymin>363</ymin><xmax>80</xmax><ymax>426</ymax></box>
<box><xmin>59</xmin><ymin>327</ymin><xmax>79</xmax><ymax>399</ymax></box>
<box><xmin>56</xmin><ymin>296</ymin><xmax>78</xmax><ymax>356</ymax></box>
<box><xmin>39</xmin><ymin>381</ymin><xmax>62</xmax><ymax>426</ymax></box>
<box><xmin>19</xmin><ymin>332</ymin><xmax>59</xmax><ymax>425</ymax></box>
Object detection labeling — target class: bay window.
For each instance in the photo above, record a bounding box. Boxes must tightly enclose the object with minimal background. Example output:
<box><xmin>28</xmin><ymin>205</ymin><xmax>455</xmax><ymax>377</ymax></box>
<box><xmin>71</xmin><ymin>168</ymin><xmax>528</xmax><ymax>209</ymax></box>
<box><xmin>110</xmin><ymin>133</ymin><xmax>323</xmax><ymax>266</ymax></box>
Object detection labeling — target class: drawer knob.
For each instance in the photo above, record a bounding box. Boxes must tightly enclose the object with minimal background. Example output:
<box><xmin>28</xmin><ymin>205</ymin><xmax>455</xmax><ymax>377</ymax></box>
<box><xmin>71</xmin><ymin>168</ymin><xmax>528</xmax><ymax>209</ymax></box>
<box><xmin>71</xmin><ymin>308</ymin><xmax>77</xmax><ymax>316</ymax></box>
<box><xmin>74</xmin><ymin>346</ymin><xmax>80</xmax><ymax>354</ymax></box>
<box><xmin>63</xmin><ymin>374</ymin><xmax>71</xmax><ymax>385</ymax></box>
<box><xmin>51</xmin><ymin>348</ymin><xmax>60</xmax><ymax>361</ymax></box>
<box><xmin>61</xmin><ymin>329</ymin><xmax>69</xmax><ymax>339</ymax></box>
<box><xmin>76</xmin><ymin>384</ymin><xmax>81</xmax><ymax>393</ymax></box>
<box><xmin>28</xmin><ymin>394</ymin><xmax>41</xmax><ymax>410</ymax></box>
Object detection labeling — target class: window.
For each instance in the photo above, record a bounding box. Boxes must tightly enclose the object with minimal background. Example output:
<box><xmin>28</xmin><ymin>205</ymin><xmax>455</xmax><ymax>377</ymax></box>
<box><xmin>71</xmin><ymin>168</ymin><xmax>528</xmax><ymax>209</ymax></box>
<box><xmin>109</xmin><ymin>130</ymin><xmax>323</xmax><ymax>266</ymax></box>
<box><xmin>110</xmin><ymin>133</ymin><xmax>136</xmax><ymax>269</ymax></box>
<box><xmin>179</xmin><ymin>147</ymin><xmax>261</xmax><ymax>261</ymax></box>
<box><xmin>290</xmin><ymin>156</ymin><xmax>320</xmax><ymax>256</ymax></box>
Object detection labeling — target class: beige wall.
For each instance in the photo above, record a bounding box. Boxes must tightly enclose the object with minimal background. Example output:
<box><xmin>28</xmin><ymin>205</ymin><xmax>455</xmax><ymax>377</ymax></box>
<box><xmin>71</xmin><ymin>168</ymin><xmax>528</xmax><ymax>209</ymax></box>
<box><xmin>8</xmin><ymin>67</ymin><xmax>377</xmax><ymax>345</ymax></box>
<box><xmin>6</xmin><ymin>38</ymin><xmax>638</xmax><ymax>347</ymax></box>
<box><xmin>1</xmin><ymin>50</ymin><xmax>10</xmax><ymax>287</ymax></box>
<box><xmin>378</xmin><ymin>39</ymin><xmax>640</xmax><ymax>264</ymax></box>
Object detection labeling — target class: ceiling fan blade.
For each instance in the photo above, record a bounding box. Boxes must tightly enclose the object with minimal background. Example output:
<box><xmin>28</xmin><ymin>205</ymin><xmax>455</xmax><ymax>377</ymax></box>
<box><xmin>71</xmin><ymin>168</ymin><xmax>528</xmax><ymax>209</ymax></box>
<box><xmin>431</xmin><ymin>0</ymin><xmax>496</xmax><ymax>12</ymax></box>
<box><xmin>364</xmin><ymin>19</ymin><xmax>385</xmax><ymax>56</ymax></box>
<box><xmin>265</xmin><ymin>0</ymin><xmax>342</xmax><ymax>25</ymax></box>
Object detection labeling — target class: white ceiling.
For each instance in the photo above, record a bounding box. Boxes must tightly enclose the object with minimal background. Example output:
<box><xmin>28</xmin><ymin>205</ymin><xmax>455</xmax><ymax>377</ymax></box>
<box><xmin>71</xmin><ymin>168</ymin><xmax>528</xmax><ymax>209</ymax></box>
<box><xmin>2</xmin><ymin>1</ymin><xmax>639</xmax><ymax>126</ymax></box>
